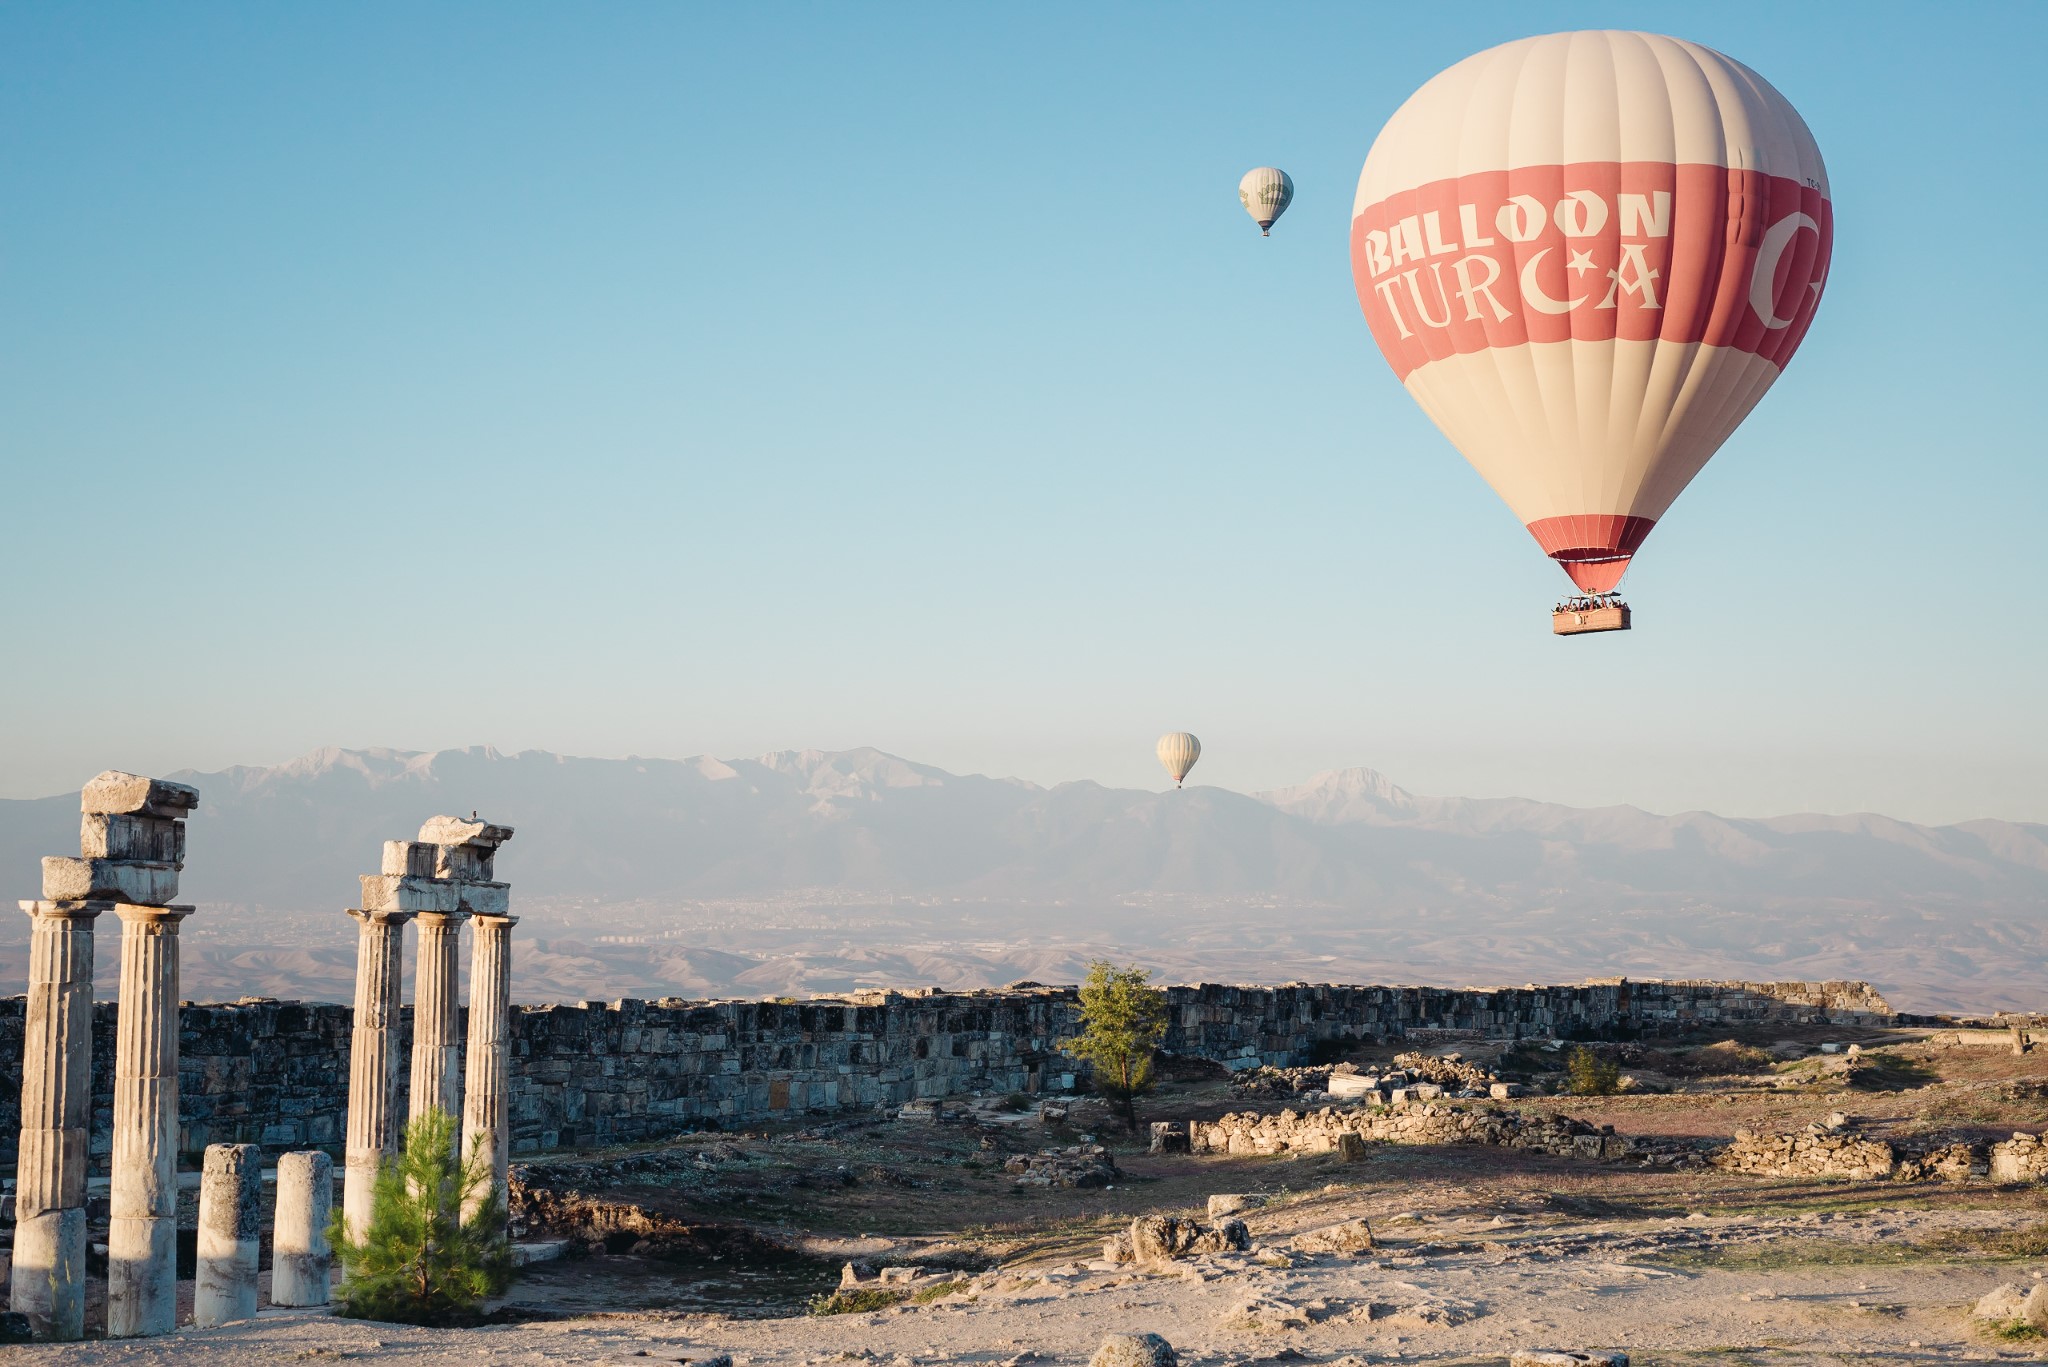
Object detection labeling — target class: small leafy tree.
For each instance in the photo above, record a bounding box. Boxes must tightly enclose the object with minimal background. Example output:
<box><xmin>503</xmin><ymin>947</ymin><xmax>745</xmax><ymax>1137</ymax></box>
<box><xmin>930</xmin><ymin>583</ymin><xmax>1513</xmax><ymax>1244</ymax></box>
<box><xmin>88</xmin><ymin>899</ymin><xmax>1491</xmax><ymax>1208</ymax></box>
<box><xmin>1063</xmin><ymin>960</ymin><xmax>1169</xmax><ymax>1132</ymax></box>
<box><xmin>329</xmin><ymin>1108</ymin><xmax>512</xmax><ymax>1325</ymax></box>
<box><xmin>1564</xmin><ymin>1045</ymin><xmax>1623</xmax><ymax>1097</ymax></box>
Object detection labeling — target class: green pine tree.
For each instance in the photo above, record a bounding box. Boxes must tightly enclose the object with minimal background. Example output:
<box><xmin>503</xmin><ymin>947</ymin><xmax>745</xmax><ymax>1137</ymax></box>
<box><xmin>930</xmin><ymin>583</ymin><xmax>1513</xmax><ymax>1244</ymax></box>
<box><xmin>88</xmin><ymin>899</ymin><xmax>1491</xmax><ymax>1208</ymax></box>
<box><xmin>328</xmin><ymin>1108</ymin><xmax>513</xmax><ymax>1326</ymax></box>
<box><xmin>1062</xmin><ymin>960</ymin><xmax>1169</xmax><ymax>1133</ymax></box>
<box><xmin>1564</xmin><ymin>1045</ymin><xmax>1624</xmax><ymax>1097</ymax></box>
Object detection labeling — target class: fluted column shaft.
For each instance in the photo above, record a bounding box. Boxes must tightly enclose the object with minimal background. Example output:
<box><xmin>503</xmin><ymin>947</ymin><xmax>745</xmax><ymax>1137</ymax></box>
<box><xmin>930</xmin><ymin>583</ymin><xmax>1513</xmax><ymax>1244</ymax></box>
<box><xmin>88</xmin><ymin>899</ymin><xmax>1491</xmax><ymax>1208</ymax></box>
<box><xmin>8</xmin><ymin>901</ymin><xmax>102</xmax><ymax>1342</ymax></box>
<box><xmin>343</xmin><ymin>907</ymin><xmax>412</xmax><ymax>1240</ymax></box>
<box><xmin>408</xmin><ymin>911</ymin><xmax>467</xmax><ymax>1126</ymax></box>
<box><xmin>106</xmin><ymin>903</ymin><xmax>190</xmax><ymax>1339</ymax></box>
<box><xmin>461</xmin><ymin>913</ymin><xmax>515</xmax><ymax>1223</ymax></box>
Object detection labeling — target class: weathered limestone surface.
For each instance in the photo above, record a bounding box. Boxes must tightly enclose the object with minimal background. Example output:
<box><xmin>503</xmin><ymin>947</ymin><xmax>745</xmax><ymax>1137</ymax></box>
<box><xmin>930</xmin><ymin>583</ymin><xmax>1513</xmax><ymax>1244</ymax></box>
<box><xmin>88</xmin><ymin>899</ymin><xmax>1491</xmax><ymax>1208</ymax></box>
<box><xmin>271</xmin><ymin>1150</ymin><xmax>334</xmax><ymax>1306</ymax></box>
<box><xmin>193</xmin><ymin>1143</ymin><xmax>261</xmax><ymax>1327</ymax></box>
<box><xmin>79</xmin><ymin>772</ymin><xmax>199</xmax><ymax>820</ymax></box>
<box><xmin>463</xmin><ymin>912</ymin><xmax>516</xmax><ymax>1222</ymax></box>
<box><xmin>342</xmin><ymin>907</ymin><xmax>410</xmax><ymax>1240</ymax></box>
<box><xmin>0</xmin><ymin>977</ymin><xmax>1901</xmax><ymax>1167</ymax></box>
<box><xmin>41</xmin><ymin>858</ymin><xmax>179</xmax><ymax>905</ymax></box>
<box><xmin>8</xmin><ymin>902</ymin><xmax>102</xmax><ymax>1341</ymax></box>
<box><xmin>409</xmin><ymin>911</ymin><xmax>467</xmax><ymax>1125</ymax></box>
<box><xmin>106</xmin><ymin>903</ymin><xmax>190</xmax><ymax>1339</ymax></box>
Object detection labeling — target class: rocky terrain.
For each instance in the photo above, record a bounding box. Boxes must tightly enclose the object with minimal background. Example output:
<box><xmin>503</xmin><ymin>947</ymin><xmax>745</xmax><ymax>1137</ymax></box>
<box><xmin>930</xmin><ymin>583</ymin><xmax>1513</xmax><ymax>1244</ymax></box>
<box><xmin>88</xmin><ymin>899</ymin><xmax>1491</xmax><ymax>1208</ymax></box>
<box><xmin>14</xmin><ymin>1021</ymin><xmax>2048</xmax><ymax>1364</ymax></box>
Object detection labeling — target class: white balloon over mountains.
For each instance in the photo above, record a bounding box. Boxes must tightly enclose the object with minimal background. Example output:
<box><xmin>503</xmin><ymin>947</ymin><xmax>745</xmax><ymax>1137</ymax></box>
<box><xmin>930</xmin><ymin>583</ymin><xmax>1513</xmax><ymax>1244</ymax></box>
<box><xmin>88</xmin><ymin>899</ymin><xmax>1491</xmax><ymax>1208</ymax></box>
<box><xmin>0</xmin><ymin>745</ymin><xmax>2042</xmax><ymax>1011</ymax></box>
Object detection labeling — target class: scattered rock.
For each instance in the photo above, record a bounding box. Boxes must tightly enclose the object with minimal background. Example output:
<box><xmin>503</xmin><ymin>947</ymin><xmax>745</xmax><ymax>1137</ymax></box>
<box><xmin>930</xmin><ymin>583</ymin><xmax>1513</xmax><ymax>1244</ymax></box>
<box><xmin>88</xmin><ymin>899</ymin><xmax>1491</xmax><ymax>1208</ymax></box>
<box><xmin>1224</xmin><ymin>1297</ymin><xmax>1317</xmax><ymax>1331</ymax></box>
<box><xmin>1123</xmin><ymin>1215</ymin><xmax>1251</xmax><ymax>1263</ymax></box>
<box><xmin>1290</xmin><ymin>1218</ymin><xmax>1375</xmax><ymax>1256</ymax></box>
<box><xmin>1973</xmin><ymin>1282</ymin><xmax>2048</xmax><ymax>1329</ymax></box>
<box><xmin>1208</xmin><ymin>1193</ymin><xmax>1267</xmax><ymax>1219</ymax></box>
<box><xmin>1148</xmin><ymin>1122</ymin><xmax>1191</xmax><ymax>1155</ymax></box>
<box><xmin>1089</xmin><ymin>1334</ymin><xmax>1178</xmax><ymax>1367</ymax></box>
<box><xmin>1509</xmin><ymin>1354</ymin><xmax>1628</xmax><ymax>1367</ymax></box>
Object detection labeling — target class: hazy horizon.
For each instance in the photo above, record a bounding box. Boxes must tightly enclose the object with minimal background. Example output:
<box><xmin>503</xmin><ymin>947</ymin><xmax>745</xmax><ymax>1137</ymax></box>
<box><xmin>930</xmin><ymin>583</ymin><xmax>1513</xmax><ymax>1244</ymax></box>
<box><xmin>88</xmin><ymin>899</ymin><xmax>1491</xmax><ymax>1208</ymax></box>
<box><xmin>8</xmin><ymin>739</ymin><xmax>2045</xmax><ymax>829</ymax></box>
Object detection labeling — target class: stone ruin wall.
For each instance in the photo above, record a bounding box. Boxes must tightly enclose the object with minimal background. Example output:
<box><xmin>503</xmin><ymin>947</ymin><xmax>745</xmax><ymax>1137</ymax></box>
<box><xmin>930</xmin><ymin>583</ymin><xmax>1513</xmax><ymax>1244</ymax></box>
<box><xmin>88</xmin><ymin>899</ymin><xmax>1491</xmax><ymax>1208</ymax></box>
<box><xmin>0</xmin><ymin>976</ymin><xmax>1892</xmax><ymax>1169</ymax></box>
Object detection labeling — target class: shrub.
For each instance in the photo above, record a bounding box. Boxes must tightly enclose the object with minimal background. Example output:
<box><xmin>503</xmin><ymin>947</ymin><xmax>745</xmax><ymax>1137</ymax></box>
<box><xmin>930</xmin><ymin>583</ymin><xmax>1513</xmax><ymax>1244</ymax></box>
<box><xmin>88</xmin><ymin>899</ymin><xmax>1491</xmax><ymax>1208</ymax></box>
<box><xmin>808</xmin><ymin>1287</ymin><xmax>905</xmax><ymax>1315</ymax></box>
<box><xmin>1564</xmin><ymin>1046</ymin><xmax>1624</xmax><ymax>1097</ymax></box>
<box><xmin>329</xmin><ymin>1108</ymin><xmax>512</xmax><ymax>1326</ymax></box>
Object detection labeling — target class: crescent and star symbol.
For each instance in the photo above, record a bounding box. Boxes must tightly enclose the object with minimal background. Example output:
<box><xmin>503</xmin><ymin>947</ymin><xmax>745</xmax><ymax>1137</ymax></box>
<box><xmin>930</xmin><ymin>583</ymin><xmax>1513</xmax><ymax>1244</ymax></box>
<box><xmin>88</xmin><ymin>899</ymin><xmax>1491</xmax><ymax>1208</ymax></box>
<box><xmin>1519</xmin><ymin>248</ymin><xmax>1590</xmax><ymax>314</ymax></box>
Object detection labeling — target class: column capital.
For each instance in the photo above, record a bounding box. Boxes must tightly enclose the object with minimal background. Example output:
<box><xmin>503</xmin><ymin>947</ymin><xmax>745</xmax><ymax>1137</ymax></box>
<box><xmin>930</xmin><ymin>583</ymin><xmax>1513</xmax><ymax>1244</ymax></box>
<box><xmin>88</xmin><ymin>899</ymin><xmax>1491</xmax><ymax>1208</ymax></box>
<box><xmin>470</xmin><ymin>913</ymin><xmax>519</xmax><ymax>929</ymax></box>
<box><xmin>18</xmin><ymin>900</ymin><xmax>112</xmax><ymax>922</ymax></box>
<box><xmin>413</xmin><ymin>910</ymin><xmax>470</xmax><ymax>929</ymax></box>
<box><xmin>110</xmin><ymin>904</ymin><xmax>194</xmax><ymax>928</ymax></box>
<box><xmin>345</xmin><ymin>907</ymin><xmax>416</xmax><ymax>928</ymax></box>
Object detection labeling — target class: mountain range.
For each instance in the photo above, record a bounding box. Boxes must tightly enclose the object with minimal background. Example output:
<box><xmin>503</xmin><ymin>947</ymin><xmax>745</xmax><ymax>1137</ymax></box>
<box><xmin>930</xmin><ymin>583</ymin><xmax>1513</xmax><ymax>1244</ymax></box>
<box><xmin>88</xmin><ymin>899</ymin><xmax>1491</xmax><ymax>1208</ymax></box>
<box><xmin>2</xmin><ymin>746</ymin><xmax>2043</xmax><ymax>1012</ymax></box>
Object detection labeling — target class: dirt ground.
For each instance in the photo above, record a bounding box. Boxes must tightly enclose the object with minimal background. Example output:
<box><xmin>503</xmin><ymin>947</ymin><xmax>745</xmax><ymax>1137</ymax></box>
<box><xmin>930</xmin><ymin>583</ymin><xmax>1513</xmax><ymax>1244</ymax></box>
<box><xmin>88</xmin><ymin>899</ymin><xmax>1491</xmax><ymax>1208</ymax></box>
<box><xmin>12</xmin><ymin>1026</ymin><xmax>2048</xmax><ymax>1366</ymax></box>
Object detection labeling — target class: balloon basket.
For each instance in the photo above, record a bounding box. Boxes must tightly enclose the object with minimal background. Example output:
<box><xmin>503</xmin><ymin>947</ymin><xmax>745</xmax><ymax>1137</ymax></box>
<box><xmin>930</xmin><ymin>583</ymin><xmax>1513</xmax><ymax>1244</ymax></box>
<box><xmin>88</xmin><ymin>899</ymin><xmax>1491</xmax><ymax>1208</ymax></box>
<box><xmin>1553</xmin><ymin>604</ymin><xmax>1631</xmax><ymax>635</ymax></box>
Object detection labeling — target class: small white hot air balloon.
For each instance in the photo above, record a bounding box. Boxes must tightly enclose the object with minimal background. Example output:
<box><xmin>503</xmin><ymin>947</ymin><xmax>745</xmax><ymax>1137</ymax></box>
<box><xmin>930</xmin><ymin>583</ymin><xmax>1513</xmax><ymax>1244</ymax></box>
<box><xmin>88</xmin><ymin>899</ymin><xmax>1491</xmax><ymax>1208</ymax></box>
<box><xmin>1156</xmin><ymin>732</ymin><xmax>1201</xmax><ymax>788</ymax></box>
<box><xmin>1238</xmin><ymin>167</ymin><xmax>1293</xmax><ymax>236</ymax></box>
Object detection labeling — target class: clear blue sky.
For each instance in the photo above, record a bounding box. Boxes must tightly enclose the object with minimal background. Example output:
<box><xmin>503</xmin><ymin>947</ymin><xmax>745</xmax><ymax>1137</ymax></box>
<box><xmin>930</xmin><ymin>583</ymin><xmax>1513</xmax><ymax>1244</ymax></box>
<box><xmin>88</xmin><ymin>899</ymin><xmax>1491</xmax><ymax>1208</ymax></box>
<box><xmin>4</xmin><ymin>2</ymin><xmax>2043</xmax><ymax>824</ymax></box>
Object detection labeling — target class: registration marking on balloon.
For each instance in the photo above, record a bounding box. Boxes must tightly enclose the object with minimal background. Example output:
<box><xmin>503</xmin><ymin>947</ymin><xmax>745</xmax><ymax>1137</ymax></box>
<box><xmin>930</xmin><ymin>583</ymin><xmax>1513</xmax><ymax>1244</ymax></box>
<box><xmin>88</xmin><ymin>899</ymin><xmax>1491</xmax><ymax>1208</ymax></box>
<box><xmin>1351</xmin><ymin>163</ymin><xmax>1833</xmax><ymax>379</ymax></box>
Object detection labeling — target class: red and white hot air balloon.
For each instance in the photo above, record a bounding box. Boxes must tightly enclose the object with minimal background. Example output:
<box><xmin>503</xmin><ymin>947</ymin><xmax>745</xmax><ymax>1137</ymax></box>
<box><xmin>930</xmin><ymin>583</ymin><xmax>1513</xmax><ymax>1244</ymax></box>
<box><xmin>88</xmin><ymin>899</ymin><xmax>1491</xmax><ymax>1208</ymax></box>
<box><xmin>1350</xmin><ymin>31</ymin><xmax>1833</xmax><ymax>631</ymax></box>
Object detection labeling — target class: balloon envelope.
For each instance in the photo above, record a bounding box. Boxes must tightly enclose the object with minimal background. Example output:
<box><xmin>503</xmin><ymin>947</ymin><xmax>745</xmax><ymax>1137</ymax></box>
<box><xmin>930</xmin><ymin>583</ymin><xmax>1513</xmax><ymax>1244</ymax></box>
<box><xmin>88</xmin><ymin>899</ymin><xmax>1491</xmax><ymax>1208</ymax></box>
<box><xmin>1239</xmin><ymin>168</ymin><xmax>1294</xmax><ymax>235</ymax></box>
<box><xmin>1156</xmin><ymin>732</ymin><xmax>1201</xmax><ymax>786</ymax></box>
<box><xmin>1350</xmin><ymin>31</ymin><xmax>1833</xmax><ymax>591</ymax></box>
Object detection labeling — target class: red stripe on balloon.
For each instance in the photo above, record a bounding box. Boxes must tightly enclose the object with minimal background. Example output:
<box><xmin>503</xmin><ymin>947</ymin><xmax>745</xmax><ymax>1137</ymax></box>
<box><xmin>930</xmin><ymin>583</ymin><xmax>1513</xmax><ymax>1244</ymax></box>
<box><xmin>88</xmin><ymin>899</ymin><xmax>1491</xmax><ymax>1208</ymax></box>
<box><xmin>1351</xmin><ymin>162</ymin><xmax>1832</xmax><ymax>384</ymax></box>
<box><xmin>1525</xmin><ymin>514</ymin><xmax>1656</xmax><ymax>593</ymax></box>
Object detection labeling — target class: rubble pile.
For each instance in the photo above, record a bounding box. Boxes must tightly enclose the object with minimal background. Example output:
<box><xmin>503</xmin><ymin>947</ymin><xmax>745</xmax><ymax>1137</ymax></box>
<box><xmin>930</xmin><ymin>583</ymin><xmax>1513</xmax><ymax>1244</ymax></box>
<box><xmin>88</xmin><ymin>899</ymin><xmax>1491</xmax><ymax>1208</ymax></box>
<box><xmin>1005</xmin><ymin>1143</ymin><xmax>1118</xmax><ymax>1188</ymax></box>
<box><xmin>1228</xmin><ymin>1065</ymin><xmax>1332</xmax><ymax>1098</ymax></box>
<box><xmin>1391</xmin><ymin>1052</ymin><xmax>1499</xmax><ymax>1090</ymax></box>
<box><xmin>1181</xmin><ymin>1104</ymin><xmax>1698</xmax><ymax>1166</ymax></box>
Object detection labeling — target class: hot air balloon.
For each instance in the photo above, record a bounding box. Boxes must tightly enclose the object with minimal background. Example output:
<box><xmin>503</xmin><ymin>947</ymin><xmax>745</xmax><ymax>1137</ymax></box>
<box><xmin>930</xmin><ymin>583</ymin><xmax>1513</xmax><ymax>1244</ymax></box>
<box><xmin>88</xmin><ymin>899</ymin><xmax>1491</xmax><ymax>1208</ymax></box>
<box><xmin>1239</xmin><ymin>168</ymin><xmax>1293</xmax><ymax>236</ymax></box>
<box><xmin>1156</xmin><ymin>732</ymin><xmax>1201</xmax><ymax>788</ymax></box>
<box><xmin>1349</xmin><ymin>32</ymin><xmax>1832</xmax><ymax>634</ymax></box>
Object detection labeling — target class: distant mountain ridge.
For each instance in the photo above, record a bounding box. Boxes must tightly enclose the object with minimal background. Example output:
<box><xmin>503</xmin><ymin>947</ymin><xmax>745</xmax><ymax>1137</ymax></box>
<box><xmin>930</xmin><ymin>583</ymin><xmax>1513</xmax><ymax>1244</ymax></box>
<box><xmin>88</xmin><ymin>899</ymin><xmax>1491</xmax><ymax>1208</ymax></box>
<box><xmin>2</xmin><ymin>745</ymin><xmax>2043</xmax><ymax>1012</ymax></box>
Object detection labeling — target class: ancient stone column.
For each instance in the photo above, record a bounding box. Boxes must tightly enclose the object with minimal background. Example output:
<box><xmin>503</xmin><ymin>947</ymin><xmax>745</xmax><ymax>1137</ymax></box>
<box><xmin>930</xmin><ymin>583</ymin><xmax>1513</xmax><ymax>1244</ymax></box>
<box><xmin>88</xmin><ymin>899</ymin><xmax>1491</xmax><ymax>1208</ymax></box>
<box><xmin>271</xmin><ymin>1150</ymin><xmax>334</xmax><ymax>1306</ymax></box>
<box><xmin>342</xmin><ymin>906</ymin><xmax>414</xmax><ymax>1240</ymax></box>
<box><xmin>7</xmin><ymin>901</ymin><xmax>102</xmax><ymax>1342</ymax></box>
<box><xmin>409</xmin><ymin>909</ymin><xmax>468</xmax><ymax>1125</ymax></box>
<box><xmin>193</xmin><ymin>1143</ymin><xmax>261</xmax><ymax>1327</ymax></box>
<box><xmin>461</xmin><ymin>912</ymin><xmax>516</xmax><ymax>1222</ymax></box>
<box><xmin>105</xmin><ymin>902</ymin><xmax>191</xmax><ymax>1339</ymax></box>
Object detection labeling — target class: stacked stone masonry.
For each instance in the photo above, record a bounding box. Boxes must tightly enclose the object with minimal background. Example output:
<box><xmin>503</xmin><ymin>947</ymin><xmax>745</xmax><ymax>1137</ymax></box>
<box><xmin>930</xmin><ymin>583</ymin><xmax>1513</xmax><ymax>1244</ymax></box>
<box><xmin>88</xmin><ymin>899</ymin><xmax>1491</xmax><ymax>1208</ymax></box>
<box><xmin>0</xmin><ymin>977</ymin><xmax>1891</xmax><ymax>1166</ymax></box>
<box><xmin>1716</xmin><ymin>1122</ymin><xmax>2048</xmax><ymax>1183</ymax></box>
<box><xmin>1184</xmin><ymin>1105</ymin><xmax>1648</xmax><ymax>1163</ymax></box>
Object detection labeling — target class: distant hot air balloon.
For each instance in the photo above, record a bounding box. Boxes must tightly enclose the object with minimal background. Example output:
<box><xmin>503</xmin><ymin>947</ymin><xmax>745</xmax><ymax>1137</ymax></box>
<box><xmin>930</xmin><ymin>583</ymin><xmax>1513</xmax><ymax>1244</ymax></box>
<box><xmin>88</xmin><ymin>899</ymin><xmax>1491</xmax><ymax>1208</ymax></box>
<box><xmin>1349</xmin><ymin>32</ymin><xmax>1833</xmax><ymax>633</ymax></box>
<box><xmin>1239</xmin><ymin>168</ymin><xmax>1293</xmax><ymax>236</ymax></box>
<box><xmin>1157</xmin><ymin>732</ymin><xmax>1201</xmax><ymax>788</ymax></box>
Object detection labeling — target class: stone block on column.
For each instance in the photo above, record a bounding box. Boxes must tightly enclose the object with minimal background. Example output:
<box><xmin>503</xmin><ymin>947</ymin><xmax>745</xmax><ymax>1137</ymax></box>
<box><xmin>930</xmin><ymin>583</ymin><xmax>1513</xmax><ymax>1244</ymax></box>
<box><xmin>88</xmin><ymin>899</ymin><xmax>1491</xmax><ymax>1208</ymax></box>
<box><xmin>41</xmin><ymin>858</ymin><xmax>179</xmax><ymax>905</ymax></box>
<box><xmin>380</xmin><ymin>840</ymin><xmax>436</xmax><ymax>877</ymax></box>
<box><xmin>79</xmin><ymin>813</ymin><xmax>185</xmax><ymax>864</ymax></box>
<box><xmin>194</xmin><ymin>1143</ymin><xmax>261</xmax><ymax>1327</ymax></box>
<box><xmin>79</xmin><ymin>772</ymin><xmax>200</xmax><ymax>819</ymax></box>
<box><xmin>456</xmin><ymin>881</ymin><xmax>510</xmax><ymax>917</ymax></box>
<box><xmin>271</xmin><ymin>1151</ymin><xmax>334</xmax><ymax>1306</ymax></box>
<box><xmin>419</xmin><ymin>815</ymin><xmax>514</xmax><ymax>882</ymax></box>
<box><xmin>358</xmin><ymin>874</ymin><xmax>460</xmax><ymax>914</ymax></box>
